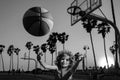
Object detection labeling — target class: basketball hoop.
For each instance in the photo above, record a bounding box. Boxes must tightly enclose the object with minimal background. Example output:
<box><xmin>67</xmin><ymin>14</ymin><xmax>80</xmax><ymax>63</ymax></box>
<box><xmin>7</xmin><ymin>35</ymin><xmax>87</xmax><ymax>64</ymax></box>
<box><xmin>67</xmin><ymin>6</ymin><xmax>81</xmax><ymax>16</ymax></box>
<box><xmin>68</xmin><ymin>0</ymin><xmax>102</xmax><ymax>26</ymax></box>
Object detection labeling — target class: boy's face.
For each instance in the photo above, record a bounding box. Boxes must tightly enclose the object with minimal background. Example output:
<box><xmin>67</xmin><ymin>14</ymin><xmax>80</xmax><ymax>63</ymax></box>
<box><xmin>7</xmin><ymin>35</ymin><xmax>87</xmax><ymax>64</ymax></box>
<box><xmin>60</xmin><ymin>55</ymin><xmax>70</xmax><ymax>68</ymax></box>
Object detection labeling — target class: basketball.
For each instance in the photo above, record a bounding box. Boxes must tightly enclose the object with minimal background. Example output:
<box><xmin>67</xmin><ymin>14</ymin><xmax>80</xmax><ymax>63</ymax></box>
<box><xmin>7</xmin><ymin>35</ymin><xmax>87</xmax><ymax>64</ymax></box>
<box><xmin>23</xmin><ymin>7</ymin><xmax>53</xmax><ymax>36</ymax></box>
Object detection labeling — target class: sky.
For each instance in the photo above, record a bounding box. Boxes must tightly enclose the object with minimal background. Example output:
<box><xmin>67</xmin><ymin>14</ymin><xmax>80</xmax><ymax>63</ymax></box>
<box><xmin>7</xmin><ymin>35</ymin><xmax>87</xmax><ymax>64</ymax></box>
<box><xmin>0</xmin><ymin>0</ymin><xmax>120</xmax><ymax>71</ymax></box>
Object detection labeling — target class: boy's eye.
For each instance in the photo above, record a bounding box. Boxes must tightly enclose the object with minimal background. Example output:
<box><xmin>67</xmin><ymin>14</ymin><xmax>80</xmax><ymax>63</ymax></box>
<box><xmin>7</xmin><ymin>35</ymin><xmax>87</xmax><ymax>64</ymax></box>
<box><xmin>61</xmin><ymin>58</ymin><xmax>70</xmax><ymax>61</ymax></box>
<box><xmin>66</xmin><ymin>59</ymin><xmax>69</xmax><ymax>61</ymax></box>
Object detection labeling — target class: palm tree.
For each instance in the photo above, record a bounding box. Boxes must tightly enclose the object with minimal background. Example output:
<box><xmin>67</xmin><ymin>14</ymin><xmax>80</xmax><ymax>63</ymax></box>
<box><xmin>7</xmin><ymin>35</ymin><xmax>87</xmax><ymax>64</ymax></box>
<box><xmin>14</xmin><ymin>48</ymin><xmax>20</xmax><ymax>71</ymax></box>
<box><xmin>83</xmin><ymin>45</ymin><xmax>89</xmax><ymax>70</ymax></box>
<box><xmin>0</xmin><ymin>45</ymin><xmax>5</xmax><ymax>71</ymax></box>
<box><xmin>48</xmin><ymin>44</ymin><xmax>56</xmax><ymax>65</ymax></box>
<box><xmin>41</xmin><ymin>43</ymin><xmax>48</xmax><ymax>62</ymax></box>
<box><xmin>33</xmin><ymin>45</ymin><xmax>40</xmax><ymax>68</ymax></box>
<box><xmin>33</xmin><ymin>45</ymin><xmax>40</xmax><ymax>55</ymax></box>
<box><xmin>82</xmin><ymin>18</ymin><xmax>97</xmax><ymax>69</ymax></box>
<box><xmin>7</xmin><ymin>45</ymin><xmax>14</xmax><ymax>71</ymax></box>
<box><xmin>51</xmin><ymin>32</ymin><xmax>58</xmax><ymax>58</ymax></box>
<box><xmin>58</xmin><ymin>32</ymin><xmax>69</xmax><ymax>50</ymax></box>
<box><xmin>37</xmin><ymin>52</ymin><xmax>46</xmax><ymax>69</ymax></box>
<box><xmin>47</xmin><ymin>33</ymin><xmax>57</xmax><ymax>65</ymax></box>
<box><xmin>25</xmin><ymin>41</ymin><xmax>33</xmax><ymax>71</ymax></box>
<box><xmin>109</xmin><ymin>41</ymin><xmax>118</xmax><ymax>67</ymax></box>
<box><xmin>110</xmin><ymin>44</ymin><xmax>115</xmax><ymax>64</ymax></box>
<box><xmin>7</xmin><ymin>46</ymin><xmax>12</xmax><ymax>71</ymax></box>
<box><xmin>97</xmin><ymin>22</ymin><xmax>111</xmax><ymax>68</ymax></box>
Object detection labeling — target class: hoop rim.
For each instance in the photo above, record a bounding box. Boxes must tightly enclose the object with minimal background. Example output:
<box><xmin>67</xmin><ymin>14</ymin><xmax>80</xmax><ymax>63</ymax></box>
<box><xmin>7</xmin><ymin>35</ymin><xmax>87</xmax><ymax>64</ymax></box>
<box><xmin>67</xmin><ymin>6</ymin><xmax>81</xmax><ymax>15</ymax></box>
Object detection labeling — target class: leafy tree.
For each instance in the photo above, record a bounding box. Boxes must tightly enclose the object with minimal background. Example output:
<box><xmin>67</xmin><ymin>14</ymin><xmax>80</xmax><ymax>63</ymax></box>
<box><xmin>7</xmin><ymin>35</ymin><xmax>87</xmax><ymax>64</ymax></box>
<box><xmin>0</xmin><ymin>45</ymin><xmax>5</xmax><ymax>71</ymax></box>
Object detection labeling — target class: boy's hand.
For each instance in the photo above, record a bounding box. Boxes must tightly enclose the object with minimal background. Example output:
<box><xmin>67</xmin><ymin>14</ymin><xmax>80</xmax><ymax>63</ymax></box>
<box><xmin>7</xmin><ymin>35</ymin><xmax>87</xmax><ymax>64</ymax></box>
<box><xmin>37</xmin><ymin>54</ymin><xmax>41</xmax><ymax>61</ymax></box>
<box><xmin>74</xmin><ymin>52</ymin><xmax>83</xmax><ymax>61</ymax></box>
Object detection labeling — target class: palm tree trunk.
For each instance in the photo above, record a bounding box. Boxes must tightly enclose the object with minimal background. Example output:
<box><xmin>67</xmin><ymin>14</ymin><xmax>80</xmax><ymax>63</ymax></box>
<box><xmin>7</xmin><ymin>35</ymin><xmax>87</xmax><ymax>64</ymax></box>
<box><xmin>28</xmin><ymin>50</ymin><xmax>30</xmax><ymax>71</ymax></box>
<box><xmin>51</xmin><ymin>53</ymin><xmax>53</xmax><ymax>65</ymax></box>
<box><xmin>1</xmin><ymin>54</ymin><xmax>5</xmax><ymax>71</ymax></box>
<box><xmin>89</xmin><ymin>32</ymin><xmax>97</xmax><ymax>69</ymax></box>
<box><xmin>82</xmin><ymin>57</ymin><xmax>85</xmax><ymax>70</ymax></box>
<box><xmin>12</xmin><ymin>53</ymin><xmax>14</xmax><ymax>71</ymax></box>
<box><xmin>115</xmin><ymin>44</ymin><xmax>119</xmax><ymax>68</ymax></box>
<box><xmin>36</xmin><ymin>55</ymin><xmax>38</xmax><ymax>69</ymax></box>
<box><xmin>44</xmin><ymin>52</ymin><xmax>46</xmax><ymax>62</ymax></box>
<box><xmin>85</xmin><ymin>50</ymin><xmax>87</xmax><ymax>69</ymax></box>
<box><xmin>36</xmin><ymin>54</ymin><xmax>40</xmax><ymax>69</ymax></box>
<box><xmin>103</xmin><ymin>38</ymin><xmax>109</xmax><ymax>68</ymax></box>
<box><xmin>55</xmin><ymin>45</ymin><xmax>57</xmax><ymax>59</ymax></box>
<box><xmin>17</xmin><ymin>55</ymin><xmax>19</xmax><ymax>71</ymax></box>
<box><xmin>63</xmin><ymin>43</ymin><xmax>65</xmax><ymax>51</ymax></box>
<box><xmin>9</xmin><ymin>56</ymin><xmax>12</xmax><ymax>71</ymax></box>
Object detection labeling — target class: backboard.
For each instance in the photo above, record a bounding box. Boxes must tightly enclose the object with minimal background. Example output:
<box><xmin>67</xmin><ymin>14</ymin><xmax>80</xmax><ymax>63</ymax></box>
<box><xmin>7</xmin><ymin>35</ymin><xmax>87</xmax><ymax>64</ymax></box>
<box><xmin>68</xmin><ymin>0</ymin><xmax>102</xmax><ymax>26</ymax></box>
